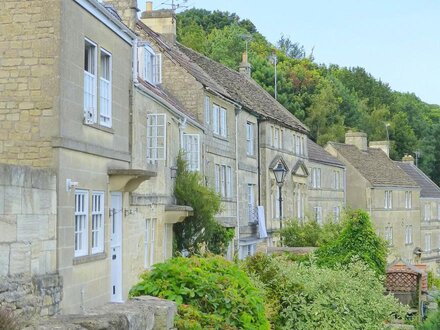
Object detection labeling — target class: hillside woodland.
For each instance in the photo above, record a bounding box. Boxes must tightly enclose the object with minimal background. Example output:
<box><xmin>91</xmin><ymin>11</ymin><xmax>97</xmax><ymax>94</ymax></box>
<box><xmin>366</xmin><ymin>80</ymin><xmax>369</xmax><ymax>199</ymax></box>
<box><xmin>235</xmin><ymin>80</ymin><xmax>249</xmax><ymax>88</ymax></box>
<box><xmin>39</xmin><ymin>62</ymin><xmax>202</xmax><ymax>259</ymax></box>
<box><xmin>177</xmin><ymin>9</ymin><xmax>440</xmax><ymax>184</ymax></box>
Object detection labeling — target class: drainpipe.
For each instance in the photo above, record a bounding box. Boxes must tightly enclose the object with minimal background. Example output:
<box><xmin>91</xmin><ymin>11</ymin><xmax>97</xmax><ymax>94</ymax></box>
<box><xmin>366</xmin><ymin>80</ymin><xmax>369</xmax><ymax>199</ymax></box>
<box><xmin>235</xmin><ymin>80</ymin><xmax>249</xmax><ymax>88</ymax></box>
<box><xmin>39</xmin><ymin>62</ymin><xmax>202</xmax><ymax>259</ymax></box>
<box><xmin>234</xmin><ymin>105</ymin><xmax>242</xmax><ymax>256</ymax></box>
<box><xmin>257</xmin><ymin>119</ymin><xmax>261</xmax><ymax>206</ymax></box>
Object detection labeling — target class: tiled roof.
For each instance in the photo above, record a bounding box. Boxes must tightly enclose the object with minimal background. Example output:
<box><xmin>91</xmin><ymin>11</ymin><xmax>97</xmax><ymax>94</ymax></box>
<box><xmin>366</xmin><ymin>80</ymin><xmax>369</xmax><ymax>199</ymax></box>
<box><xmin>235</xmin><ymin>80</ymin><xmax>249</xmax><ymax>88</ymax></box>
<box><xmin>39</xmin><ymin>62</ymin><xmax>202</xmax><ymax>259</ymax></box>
<box><xmin>136</xmin><ymin>78</ymin><xmax>200</xmax><ymax>124</ymax></box>
<box><xmin>396</xmin><ymin>162</ymin><xmax>440</xmax><ymax>198</ymax></box>
<box><xmin>177</xmin><ymin>44</ymin><xmax>308</xmax><ymax>133</ymax></box>
<box><xmin>329</xmin><ymin>142</ymin><xmax>418</xmax><ymax>187</ymax></box>
<box><xmin>307</xmin><ymin>139</ymin><xmax>344</xmax><ymax>167</ymax></box>
<box><xmin>135</xmin><ymin>21</ymin><xmax>308</xmax><ymax>133</ymax></box>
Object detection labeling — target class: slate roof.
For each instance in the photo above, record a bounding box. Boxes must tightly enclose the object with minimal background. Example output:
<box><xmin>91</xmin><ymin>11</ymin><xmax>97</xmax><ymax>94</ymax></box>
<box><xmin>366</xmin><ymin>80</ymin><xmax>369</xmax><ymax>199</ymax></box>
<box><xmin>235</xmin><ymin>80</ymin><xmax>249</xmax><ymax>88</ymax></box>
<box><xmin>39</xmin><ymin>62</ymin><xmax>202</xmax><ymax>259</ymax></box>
<box><xmin>396</xmin><ymin>162</ymin><xmax>440</xmax><ymax>198</ymax></box>
<box><xmin>307</xmin><ymin>139</ymin><xmax>344</xmax><ymax>168</ymax></box>
<box><xmin>328</xmin><ymin>142</ymin><xmax>418</xmax><ymax>187</ymax></box>
<box><xmin>135</xmin><ymin>21</ymin><xmax>308</xmax><ymax>133</ymax></box>
<box><xmin>177</xmin><ymin>44</ymin><xmax>308</xmax><ymax>133</ymax></box>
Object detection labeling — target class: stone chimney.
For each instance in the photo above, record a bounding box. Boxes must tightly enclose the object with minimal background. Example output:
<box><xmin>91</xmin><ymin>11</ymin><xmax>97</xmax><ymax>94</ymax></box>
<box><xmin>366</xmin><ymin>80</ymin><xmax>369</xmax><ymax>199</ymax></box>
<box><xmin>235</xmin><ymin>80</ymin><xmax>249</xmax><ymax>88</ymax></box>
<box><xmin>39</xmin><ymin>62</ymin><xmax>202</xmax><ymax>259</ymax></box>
<box><xmin>140</xmin><ymin>1</ymin><xmax>176</xmax><ymax>43</ymax></box>
<box><xmin>369</xmin><ymin>140</ymin><xmax>390</xmax><ymax>157</ymax></box>
<box><xmin>402</xmin><ymin>154</ymin><xmax>415</xmax><ymax>165</ymax></box>
<box><xmin>345</xmin><ymin>131</ymin><xmax>368</xmax><ymax>151</ymax></box>
<box><xmin>104</xmin><ymin>0</ymin><xmax>139</xmax><ymax>31</ymax></box>
<box><xmin>239</xmin><ymin>52</ymin><xmax>251</xmax><ymax>78</ymax></box>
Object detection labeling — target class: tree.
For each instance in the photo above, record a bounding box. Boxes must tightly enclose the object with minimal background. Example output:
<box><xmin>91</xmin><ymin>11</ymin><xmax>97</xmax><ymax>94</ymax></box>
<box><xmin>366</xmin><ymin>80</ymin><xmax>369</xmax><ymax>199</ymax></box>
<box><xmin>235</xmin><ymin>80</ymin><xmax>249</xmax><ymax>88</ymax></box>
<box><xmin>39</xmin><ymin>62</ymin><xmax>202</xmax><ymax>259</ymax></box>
<box><xmin>173</xmin><ymin>153</ymin><xmax>233</xmax><ymax>255</ymax></box>
<box><xmin>315</xmin><ymin>209</ymin><xmax>388</xmax><ymax>276</ymax></box>
<box><xmin>277</xmin><ymin>34</ymin><xmax>305</xmax><ymax>59</ymax></box>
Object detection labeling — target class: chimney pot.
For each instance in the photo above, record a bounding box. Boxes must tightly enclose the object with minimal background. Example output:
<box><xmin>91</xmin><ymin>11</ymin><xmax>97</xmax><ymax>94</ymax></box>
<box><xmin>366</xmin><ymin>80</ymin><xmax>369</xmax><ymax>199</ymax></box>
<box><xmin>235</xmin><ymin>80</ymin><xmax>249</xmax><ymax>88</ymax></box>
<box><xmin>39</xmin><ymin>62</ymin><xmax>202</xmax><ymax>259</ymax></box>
<box><xmin>402</xmin><ymin>154</ymin><xmax>415</xmax><ymax>165</ymax></box>
<box><xmin>239</xmin><ymin>52</ymin><xmax>251</xmax><ymax>78</ymax></box>
<box><xmin>146</xmin><ymin>1</ymin><xmax>153</xmax><ymax>12</ymax></box>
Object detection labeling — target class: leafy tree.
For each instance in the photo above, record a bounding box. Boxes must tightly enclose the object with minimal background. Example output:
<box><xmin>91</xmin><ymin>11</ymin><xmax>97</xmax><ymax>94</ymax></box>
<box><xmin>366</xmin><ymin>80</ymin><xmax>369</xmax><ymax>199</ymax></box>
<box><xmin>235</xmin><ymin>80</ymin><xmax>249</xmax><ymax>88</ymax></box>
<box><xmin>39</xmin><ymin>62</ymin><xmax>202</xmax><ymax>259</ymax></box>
<box><xmin>277</xmin><ymin>34</ymin><xmax>305</xmax><ymax>59</ymax></box>
<box><xmin>130</xmin><ymin>256</ymin><xmax>270</xmax><ymax>330</ymax></box>
<box><xmin>173</xmin><ymin>153</ymin><xmax>233</xmax><ymax>255</ymax></box>
<box><xmin>242</xmin><ymin>254</ymin><xmax>405</xmax><ymax>329</ymax></box>
<box><xmin>315</xmin><ymin>209</ymin><xmax>388</xmax><ymax>276</ymax></box>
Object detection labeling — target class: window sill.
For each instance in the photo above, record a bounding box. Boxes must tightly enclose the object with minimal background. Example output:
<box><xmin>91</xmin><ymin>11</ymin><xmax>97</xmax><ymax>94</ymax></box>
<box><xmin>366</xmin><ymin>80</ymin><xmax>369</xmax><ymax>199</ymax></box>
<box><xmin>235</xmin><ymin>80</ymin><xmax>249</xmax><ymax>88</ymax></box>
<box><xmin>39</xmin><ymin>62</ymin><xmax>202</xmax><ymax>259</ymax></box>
<box><xmin>73</xmin><ymin>252</ymin><xmax>106</xmax><ymax>265</ymax></box>
<box><xmin>213</xmin><ymin>133</ymin><xmax>228</xmax><ymax>142</ymax></box>
<box><xmin>405</xmin><ymin>243</ymin><xmax>413</xmax><ymax>246</ymax></box>
<box><xmin>83</xmin><ymin>122</ymin><xmax>114</xmax><ymax>134</ymax></box>
<box><xmin>246</xmin><ymin>154</ymin><xmax>257</xmax><ymax>159</ymax></box>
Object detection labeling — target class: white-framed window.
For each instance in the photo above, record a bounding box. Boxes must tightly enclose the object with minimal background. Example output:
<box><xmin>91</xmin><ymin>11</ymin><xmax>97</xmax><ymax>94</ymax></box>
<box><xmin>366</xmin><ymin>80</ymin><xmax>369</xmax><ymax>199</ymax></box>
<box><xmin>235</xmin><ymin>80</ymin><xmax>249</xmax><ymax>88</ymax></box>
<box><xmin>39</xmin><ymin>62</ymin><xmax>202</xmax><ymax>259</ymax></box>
<box><xmin>314</xmin><ymin>206</ymin><xmax>322</xmax><ymax>225</ymax></box>
<box><xmin>183</xmin><ymin>134</ymin><xmax>200</xmax><ymax>171</ymax></box>
<box><xmin>385</xmin><ymin>225</ymin><xmax>393</xmax><ymax>245</ymax></box>
<box><xmin>438</xmin><ymin>203</ymin><xmax>440</xmax><ymax>221</ymax></box>
<box><xmin>333</xmin><ymin>206</ymin><xmax>340</xmax><ymax>222</ymax></box>
<box><xmin>405</xmin><ymin>191</ymin><xmax>412</xmax><ymax>209</ymax></box>
<box><xmin>296</xmin><ymin>188</ymin><xmax>304</xmax><ymax>220</ymax></box>
<box><xmin>246</xmin><ymin>122</ymin><xmax>255</xmax><ymax>156</ymax></box>
<box><xmin>74</xmin><ymin>190</ymin><xmax>89</xmax><ymax>257</ymax></box>
<box><xmin>220</xmin><ymin>165</ymin><xmax>226</xmax><ymax>197</ymax></box>
<box><xmin>384</xmin><ymin>191</ymin><xmax>392</xmax><ymax>209</ymax></box>
<box><xmin>247</xmin><ymin>184</ymin><xmax>255</xmax><ymax>222</ymax></box>
<box><xmin>91</xmin><ymin>191</ymin><xmax>104</xmax><ymax>254</ymax></box>
<box><xmin>272</xmin><ymin>126</ymin><xmax>280</xmax><ymax>148</ymax></box>
<box><xmin>438</xmin><ymin>233</ymin><xmax>440</xmax><ymax>250</ymax></box>
<box><xmin>405</xmin><ymin>225</ymin><xmax>413</xmax><ymax>245</ymax></box>
<box><xmin>295</xmin><ymin>134</ymin><xmax>301</xmax><ymax>155</ymax></box>
<box><xmin>84</xmin><ymin>39</ymin><xmax>97</xmax><ymax>123</ymax></box>
<box><xmin>425</xmin><ymin>233</ymin><xmax>431</xmax><ymax>252</ymax></box>
<box><xmin>219</xmin><ymin>107</ymin><xmax>227</xmax><ymax>137</ymax></box>
<box><xmin>300</xmin><ymin>136</ymin><xmax>305</xmax><ymax>156</ymax></box>
<box><xmin>225</xmin><ymin>166</ymin><xmax>232</xmax><ymax>198</ymax></box>
<box><xmin>138</xmin><ymin>44</ymin><xmax>161</xmax><ymax>85</ymax></box>
<box><xmin>99</xmin><ymin>49</ymin><xmax>112</xmax><ymax>127</ymax></box>
<box><xmin>214</xmin><ymin>164</ymin><xmax>220</xmax><ymax>193</ymax></box>
<box><xmin>311</xmin><ymin>168</ymin><xmax>321</xmax><ymax>189</ymax></box>
<box><xmin>145</xmin><ymin>218</ymin><xmax>156</xmax><ymax>268</ymax></box>
<box><xmin>146</xmin><ymin>114</ymin><xmax>166</xmax><ymax>162</ymax></box>
<box><xmin>204</xmin><ymin>96</ymin><xmax>210</xmax><ymax>126</ymax></box>
<box><xmin>212</xmin><ymin>104</ymin><xmax>220</xmax><ymax>135</ymax></box>
<box><xmin>333</xmin><ymin>171</ymin><xmax>340</xmax><ymax>190</ymax></box>
<box><xmin>424</xmin><ymin>204</ymin><xmax>431</xmax><ymax>221</ymax></box>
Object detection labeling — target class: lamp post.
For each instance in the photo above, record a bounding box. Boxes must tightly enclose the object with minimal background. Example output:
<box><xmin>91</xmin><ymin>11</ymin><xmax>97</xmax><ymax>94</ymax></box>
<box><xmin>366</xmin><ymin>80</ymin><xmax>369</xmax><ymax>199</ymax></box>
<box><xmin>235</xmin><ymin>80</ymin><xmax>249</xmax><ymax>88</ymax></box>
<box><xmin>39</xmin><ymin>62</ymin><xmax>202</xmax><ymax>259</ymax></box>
<box><xmin>269</xmin><ymin>53</ymin><xmax>278</xmax><ymax>100</ymax></box>
<box><xmin>273</xmin><ymin>162</ymin><xmax>287</xmax><ymax>230</ymax></box>
<box><xmin>384</xmin><ymin>122</ymin><xmax>390</xmax><ymax>143</ymax></box>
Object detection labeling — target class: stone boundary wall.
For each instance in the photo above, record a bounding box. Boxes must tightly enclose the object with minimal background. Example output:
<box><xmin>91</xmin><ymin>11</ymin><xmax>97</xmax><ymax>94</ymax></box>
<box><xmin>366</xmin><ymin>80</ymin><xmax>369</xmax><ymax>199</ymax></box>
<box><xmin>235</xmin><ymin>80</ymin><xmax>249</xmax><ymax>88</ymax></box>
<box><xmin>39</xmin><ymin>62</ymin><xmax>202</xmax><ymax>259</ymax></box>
<box><xmin>25</xmin><ymin>296</ymin><xmax>177</xmax><ymax>330</ymax></box>
<box><xmin>0</xmin><ymin>164</ymin><xmax>60</xmax><ymax>320</ymax></box>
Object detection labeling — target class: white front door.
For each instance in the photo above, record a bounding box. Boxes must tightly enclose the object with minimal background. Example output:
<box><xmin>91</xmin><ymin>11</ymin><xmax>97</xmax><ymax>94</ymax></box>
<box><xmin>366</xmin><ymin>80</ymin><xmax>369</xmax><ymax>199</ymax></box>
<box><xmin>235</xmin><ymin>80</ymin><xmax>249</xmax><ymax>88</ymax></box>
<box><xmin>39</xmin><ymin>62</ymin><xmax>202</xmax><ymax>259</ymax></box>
<box><xmin>110</xmin><ymin>192</ymin><xmax>123</xmax><ymax>302</ymax></box>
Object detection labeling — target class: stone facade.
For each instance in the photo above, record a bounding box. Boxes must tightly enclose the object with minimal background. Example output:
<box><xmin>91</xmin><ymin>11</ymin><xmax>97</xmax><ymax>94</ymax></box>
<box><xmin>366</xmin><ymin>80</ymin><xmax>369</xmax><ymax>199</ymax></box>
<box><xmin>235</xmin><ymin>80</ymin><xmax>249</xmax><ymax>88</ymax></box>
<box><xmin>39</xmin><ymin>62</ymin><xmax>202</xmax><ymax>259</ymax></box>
<box><xmin>0</xmin><ymin>0</ymin><xmax>61</xmax><ymax>167</ymax></box>
<box><xmin>0</xmin><ymin>164</ymin><xmax>61</xmax><ymax>320</ymax></box>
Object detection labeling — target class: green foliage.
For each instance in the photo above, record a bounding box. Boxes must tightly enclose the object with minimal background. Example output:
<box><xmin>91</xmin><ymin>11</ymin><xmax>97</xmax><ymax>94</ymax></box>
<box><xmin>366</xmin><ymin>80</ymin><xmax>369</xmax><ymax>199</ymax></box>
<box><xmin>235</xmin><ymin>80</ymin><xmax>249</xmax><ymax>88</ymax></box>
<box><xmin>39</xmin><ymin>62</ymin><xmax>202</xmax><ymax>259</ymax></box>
<box><xmin>418</xmin><ymin>306</ymin><xmax>440</xmax><ymax>330</ymax></box>
<box><xmin>427</xmin><ymin>271</ymin><xmax>440</xmax><ymax>290</ymax></box>
<box><xmin>173</xmin><ymin>153</ymin><xmax>232</xmax><ymax>255</ymax></box>
<box><xmin>315</xmin><ymin>209</ymin><xmax>388</xmax><ymax>276</ymax></box>
<box><xmin>177</xmin><ymin>8</ymin><xmax>440</xmax><ymax>185</ymax></box>
<box><xmin>130</xmin><ymin>256</ymin><xmax>270</xmax><ymax>330</ymax></box>
<box><xmin>279</xmin><ymin>218</ymin><xmax>343</xmax><ymax>247</ymax></box>
<box><xmin>242</xmin><ymin>254</ymin><xmax>405</xmax><ymax>330</ymax></box>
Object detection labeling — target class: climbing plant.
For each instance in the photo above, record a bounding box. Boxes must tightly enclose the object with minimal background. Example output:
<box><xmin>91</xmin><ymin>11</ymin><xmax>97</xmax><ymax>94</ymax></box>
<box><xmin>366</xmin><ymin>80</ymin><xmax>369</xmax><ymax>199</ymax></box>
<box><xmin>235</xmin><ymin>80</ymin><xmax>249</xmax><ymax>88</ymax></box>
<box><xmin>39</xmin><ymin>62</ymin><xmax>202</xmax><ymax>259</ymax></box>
<box><xmin>173</xmin><ymin>152</ymin><xmax>233</xmax><ymax>255</ymax></box>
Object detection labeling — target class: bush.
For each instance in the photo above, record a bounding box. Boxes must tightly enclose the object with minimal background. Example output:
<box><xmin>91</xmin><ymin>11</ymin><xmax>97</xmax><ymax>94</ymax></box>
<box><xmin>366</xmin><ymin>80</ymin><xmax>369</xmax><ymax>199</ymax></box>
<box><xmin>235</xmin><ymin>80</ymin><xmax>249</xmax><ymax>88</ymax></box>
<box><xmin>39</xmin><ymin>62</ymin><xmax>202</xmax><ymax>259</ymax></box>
<box><xmin>242</xmin><ymin>253</ymin><xmax>405</xmax><ymax>330</ymax></box>
<box><xmin>173</xmin><ymin>153</ymin><xmax>233</xmax><ymax>255</ymax></box>
<box><xmin>130</xmin><ymin>256</ymin><xmax>270</xmax><ymax>330</ymax></box>
<box><xmin>315</xmin><ymin>209</ymin><xmax>388</xmax><ymax>276</ymax></box>
<box><xmin>418</xmin><ymin>308</ymin><xmax>440</xmax><ymax>329</ymax></box>
<box><xmin>279</xmin><ymin>218</ymin><xmax>343</xmax><ymax>247</ymax></box>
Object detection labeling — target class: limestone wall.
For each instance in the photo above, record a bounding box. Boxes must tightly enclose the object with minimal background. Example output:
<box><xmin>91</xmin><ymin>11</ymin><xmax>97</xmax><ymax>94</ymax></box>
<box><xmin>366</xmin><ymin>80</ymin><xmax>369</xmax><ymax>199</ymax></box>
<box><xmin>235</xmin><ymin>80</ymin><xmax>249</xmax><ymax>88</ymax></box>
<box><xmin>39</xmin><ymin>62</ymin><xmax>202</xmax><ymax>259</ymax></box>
<box><xmin>0</xmin><ymin>0</ymin><xmax>61</xmax><ymax>167</ymax></box>
<box><xmin>0</xmin><ymin>164</ymin><xmax>60</xmax><ymax>320</ymax></box>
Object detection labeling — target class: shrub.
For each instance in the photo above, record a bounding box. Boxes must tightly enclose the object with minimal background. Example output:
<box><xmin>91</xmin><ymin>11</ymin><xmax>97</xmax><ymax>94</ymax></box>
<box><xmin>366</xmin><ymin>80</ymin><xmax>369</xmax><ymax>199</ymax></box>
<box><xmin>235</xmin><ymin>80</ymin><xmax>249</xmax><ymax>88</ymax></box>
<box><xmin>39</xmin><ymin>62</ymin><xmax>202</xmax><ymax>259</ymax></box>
<box><xmin>279</xmin><ymin>218</ymin><xmax>343</xmax><ymax>247</ymax></box>
<box><xmin>242</xmin><ymin>253</ymin><xmax>405</xmax><ymax>330</ymax></box>
<box><xmin>315</xmin><ymin>209</ymin><xmax>388</xmax><ymax>276</ymax></box>
<box><xmin>173</xmin><ymin>153</ymin><xmax>233</xmax><ymax>255</ymax></box>
<box><xmin>130</xmin><ymin>256</ymin><xmax>270</xmax><ymax>330</ymax></box>
<box><xmin>418</xmin><ymin>307</ymin><xmax>440</xmax><ymax>330</ymax></box>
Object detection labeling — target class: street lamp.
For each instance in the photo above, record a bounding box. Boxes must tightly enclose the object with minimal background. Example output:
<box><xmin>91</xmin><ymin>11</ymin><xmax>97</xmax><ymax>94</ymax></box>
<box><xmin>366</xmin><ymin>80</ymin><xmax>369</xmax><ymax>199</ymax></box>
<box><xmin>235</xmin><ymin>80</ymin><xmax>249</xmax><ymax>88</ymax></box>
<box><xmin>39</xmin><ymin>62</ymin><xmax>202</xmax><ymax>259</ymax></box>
<box><xmin>269</xmin><ymin>53</ymin><xmax>278</xmax><ymax>100</ymax></box>
<box><xmin>272</xmin><ymin>162</ymin><xmax>287</xmax><ymax>229</ymax></box>
<box><xmin>384</xmin><ymin>122</ymin><xmax>390</xmax><ymax>143</ymax></box>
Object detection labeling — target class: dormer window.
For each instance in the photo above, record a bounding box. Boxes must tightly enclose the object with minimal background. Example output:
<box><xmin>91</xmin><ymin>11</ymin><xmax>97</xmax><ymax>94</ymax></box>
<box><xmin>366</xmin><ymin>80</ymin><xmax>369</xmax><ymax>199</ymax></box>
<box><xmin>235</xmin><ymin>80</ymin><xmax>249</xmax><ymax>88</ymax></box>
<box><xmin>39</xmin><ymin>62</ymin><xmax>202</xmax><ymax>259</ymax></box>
<box><xmin>138</xmin><ymin>44</ymin><xmax>162</xmax><ymax>85</ymax></box>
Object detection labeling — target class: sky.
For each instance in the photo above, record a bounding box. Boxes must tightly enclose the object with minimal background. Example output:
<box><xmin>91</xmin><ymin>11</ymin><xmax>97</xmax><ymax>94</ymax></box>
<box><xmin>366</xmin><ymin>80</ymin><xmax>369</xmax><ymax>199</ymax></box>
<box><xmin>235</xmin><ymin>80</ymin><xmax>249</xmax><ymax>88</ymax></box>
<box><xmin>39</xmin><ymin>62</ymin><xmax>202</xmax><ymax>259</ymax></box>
<box><xmin>140</xmin><ymin>1</ymin><xmax>440</xmax><ymax>105</ymax></box>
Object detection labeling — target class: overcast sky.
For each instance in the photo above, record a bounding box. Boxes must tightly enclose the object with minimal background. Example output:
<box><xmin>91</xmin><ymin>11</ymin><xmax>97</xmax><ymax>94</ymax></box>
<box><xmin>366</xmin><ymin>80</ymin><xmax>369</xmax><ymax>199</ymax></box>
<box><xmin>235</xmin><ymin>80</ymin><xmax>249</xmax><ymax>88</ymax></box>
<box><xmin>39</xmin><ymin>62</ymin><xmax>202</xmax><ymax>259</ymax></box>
<box><xmin>140</xmin><ymin>0</ymin><xmax>440</xmax><ymax>105</ymax></box>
